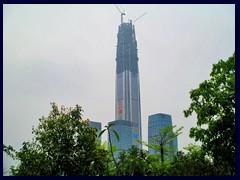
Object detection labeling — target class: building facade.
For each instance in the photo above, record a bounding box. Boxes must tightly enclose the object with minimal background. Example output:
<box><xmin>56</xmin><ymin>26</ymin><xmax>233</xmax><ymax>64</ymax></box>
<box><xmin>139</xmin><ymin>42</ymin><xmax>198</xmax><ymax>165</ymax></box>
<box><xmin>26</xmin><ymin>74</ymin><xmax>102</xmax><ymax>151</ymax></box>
<box><xmin>108</xmin><ymin>120</ymin><xmax>139</xmax><ymax>153</ymax></box>
<box><xmin>109</xmin><ymin>19</ymin><xmax>142</xmax><ymax>153</ymax></box>
<box><xmin>88</xmin><ymin>120</ymin><xmax>102</xmax><ymax>136</ymax></box>
<box><xmin>148</xmin><ymin>113</ymin><xmax>178</xmax><ymax>158</ymax></box>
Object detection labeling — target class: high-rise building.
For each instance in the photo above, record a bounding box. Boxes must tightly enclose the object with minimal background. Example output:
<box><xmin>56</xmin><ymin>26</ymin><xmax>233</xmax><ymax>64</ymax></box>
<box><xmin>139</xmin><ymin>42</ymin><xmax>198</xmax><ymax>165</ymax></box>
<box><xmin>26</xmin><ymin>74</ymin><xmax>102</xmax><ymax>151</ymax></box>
<box><xmin>109</xmin><ymin>18</ymin><xmax>142</xmax><ymax>153</ymax></box>
<box><xmin>148</xmin><ymin>113</ymin><xmax>178</xmax><ymax>158</ymax></box>
<box><xmin>108</xmin><ymin>120</ymin><xmax>136</xmax><ymax>153</ymax></box>
<box><xmin>88</xmin><ymin>120</ymin><xmax>102</xmax><ymax>136</ymax></box>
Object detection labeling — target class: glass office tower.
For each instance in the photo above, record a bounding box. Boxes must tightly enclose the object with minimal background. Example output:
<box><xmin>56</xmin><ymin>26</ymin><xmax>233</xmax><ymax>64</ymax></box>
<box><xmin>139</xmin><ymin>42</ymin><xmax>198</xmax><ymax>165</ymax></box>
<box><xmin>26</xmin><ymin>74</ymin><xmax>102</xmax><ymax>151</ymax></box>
<box><xmin>148</xmin><ymin>113</ymin><xmax>178</xmax><ymax>158</ymax></box>
<box><xmin>88</xmin><ymin>120</ymin><xmax>101</xmax><ymax>136</ymax></box>
<box><xmin>108</xmin><ymin>120</ymin><xmax>137</xmax><ymax>153</ymax></box>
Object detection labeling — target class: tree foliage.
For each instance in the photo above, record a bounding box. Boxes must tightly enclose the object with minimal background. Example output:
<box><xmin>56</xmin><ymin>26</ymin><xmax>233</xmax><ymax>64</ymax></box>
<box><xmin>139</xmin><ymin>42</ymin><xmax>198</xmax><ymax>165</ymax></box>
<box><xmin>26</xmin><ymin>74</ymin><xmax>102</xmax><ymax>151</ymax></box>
<box><xmin>168</xmin><ymin>144</ymin><xmax>215</xmax><ymax>176</ymax></box>
<box><xmin>183</xmin><ymin>52</ymin><xmax>235</xmax><ymax>175</ymax></box>
<box><xmin>116</xmin><ymin>145</ymin><xmax>148</xmax><ymax>176</ymax></box>
<box><xmin>137</xmin><ymin>125</ymin><xmax>183</xmax><ymax>163</ymax></box>
<box><xmin>4</xmin><ymin>103</ymin><xmax>109</xmax><ymax>176</ymax></box>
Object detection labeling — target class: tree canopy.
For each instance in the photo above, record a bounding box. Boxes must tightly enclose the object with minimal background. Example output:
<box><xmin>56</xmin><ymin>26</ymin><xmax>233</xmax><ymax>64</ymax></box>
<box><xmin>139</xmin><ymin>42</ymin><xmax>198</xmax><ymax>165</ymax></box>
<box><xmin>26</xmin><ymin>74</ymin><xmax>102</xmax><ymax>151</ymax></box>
<box><xmin>4</xmin><ymin>103</ymin><xmax>109</xmax><ymax>176</ymax></box>
<box><xmin>116</xmin><ymin>145</ymin><xmax>148</xmax><ymax>176</ymax></box>
<box><xmin>184</xmin><ymin>52</ymin><xmax>235</xmax><ymax>175</ymax></box>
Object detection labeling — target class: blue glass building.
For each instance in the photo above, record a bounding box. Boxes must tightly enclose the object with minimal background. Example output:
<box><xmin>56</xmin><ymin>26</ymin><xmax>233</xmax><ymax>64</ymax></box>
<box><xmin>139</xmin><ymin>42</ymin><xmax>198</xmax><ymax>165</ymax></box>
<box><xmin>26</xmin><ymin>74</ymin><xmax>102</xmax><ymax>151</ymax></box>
<box><xmin>88</xmin><ymin>120</ymin><xmax>101</xmax><ymax>135</ymax></box>
<box><xmin>108</xmin><ymin>120</ymin><xmax>139</xmax><ymax>154</ymax></box>
<box><xmin>148</xmin><ymin>113</ymin><xmax>178</xmax><ymax>158</ymax></box>
<box><xmin>87</xmin><ymin>120</ymin><xmax>102</xmax><ymax>144</ymax></box>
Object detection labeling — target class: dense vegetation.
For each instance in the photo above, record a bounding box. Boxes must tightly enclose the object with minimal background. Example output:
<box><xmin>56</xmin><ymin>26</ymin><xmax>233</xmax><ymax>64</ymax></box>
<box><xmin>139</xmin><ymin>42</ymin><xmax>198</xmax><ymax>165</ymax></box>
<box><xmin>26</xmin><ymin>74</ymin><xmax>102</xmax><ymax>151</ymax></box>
<box><xmin>184</xmin><ymin>52</ymin><xmax>235</xmax><ymax>175</ymax></box>
<box><xmin>4</xmin><ymin>53</ymin><xmax>235</xmax><ymax>176</ymax></box>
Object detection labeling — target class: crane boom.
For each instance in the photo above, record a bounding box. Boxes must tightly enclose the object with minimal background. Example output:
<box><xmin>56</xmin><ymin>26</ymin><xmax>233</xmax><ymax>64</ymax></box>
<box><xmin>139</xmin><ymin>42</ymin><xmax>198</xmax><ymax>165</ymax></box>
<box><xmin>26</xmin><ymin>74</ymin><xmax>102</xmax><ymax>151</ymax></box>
<box><xmin>114</xmin><ymin>4</ymin><xmax>122</xmax><ymax>14</ymax></box>
<box><xmin>133</xmin><ymin>12</ymin><xmax>147</xmax><ymax>23</ymax></box>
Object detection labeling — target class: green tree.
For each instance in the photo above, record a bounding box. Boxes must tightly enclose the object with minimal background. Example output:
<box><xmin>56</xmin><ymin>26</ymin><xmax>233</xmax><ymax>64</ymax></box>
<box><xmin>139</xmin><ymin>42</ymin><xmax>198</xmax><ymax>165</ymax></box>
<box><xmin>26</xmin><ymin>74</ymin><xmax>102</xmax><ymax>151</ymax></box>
<box><xmin>137</xmin><ymin>125</ymin><xmax>183</xmax><ymax>163</ymax></box>
<box><xmin>144</xmin><ymin>153</ymin><xmax>172</xmax><ymax>176</ymax></box>
<box><xmin>116</xmin><ymin>145</ymin><xmax>148</xmax><ymax>176</ymax></box>
<box><xmin>3</xmin><ymin>103</ymin><xmax>109</xmax><ymax>176</ymax></box>
<box><xmin>184</xmin><ymin>52</ymin><xmax>235</xmax><ymax>175</ymax></box>
<box><xmin>168</xmin><ymin>144</ymin><xmax>215</xmax><ymax>176</ymax></box>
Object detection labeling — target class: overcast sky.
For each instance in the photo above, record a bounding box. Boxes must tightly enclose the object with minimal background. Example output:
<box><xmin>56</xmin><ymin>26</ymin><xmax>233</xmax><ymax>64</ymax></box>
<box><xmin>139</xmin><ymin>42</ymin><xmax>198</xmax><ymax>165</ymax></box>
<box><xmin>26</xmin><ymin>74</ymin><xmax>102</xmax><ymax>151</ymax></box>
<box><xmin>3</xmin><ymin>4</ymin><xmax>235</xmax><ymax>172</ymax></box>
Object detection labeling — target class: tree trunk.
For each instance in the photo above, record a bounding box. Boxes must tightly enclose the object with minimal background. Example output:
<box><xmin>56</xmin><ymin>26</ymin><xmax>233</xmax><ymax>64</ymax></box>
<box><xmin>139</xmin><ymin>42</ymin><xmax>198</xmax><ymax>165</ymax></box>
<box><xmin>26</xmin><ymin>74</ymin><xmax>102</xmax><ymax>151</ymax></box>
<box><xmin>160</xmin><ymin>144</ymin><xmax>164</xmax><ymax>163</ymax></box>
<box><xmin>107</xmin><ymin>128</ymin><xmax>118</xmax><ymax>174</ymax></box>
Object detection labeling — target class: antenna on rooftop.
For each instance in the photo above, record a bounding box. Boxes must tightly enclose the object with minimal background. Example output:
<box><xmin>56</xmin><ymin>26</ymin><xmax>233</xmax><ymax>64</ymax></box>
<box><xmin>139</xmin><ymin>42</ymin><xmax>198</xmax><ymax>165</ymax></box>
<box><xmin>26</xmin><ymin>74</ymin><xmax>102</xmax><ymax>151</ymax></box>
<box><xmin>115</xmin><ymin>4</ymin><xmax>126</xmax><ymax>24</ymax></box>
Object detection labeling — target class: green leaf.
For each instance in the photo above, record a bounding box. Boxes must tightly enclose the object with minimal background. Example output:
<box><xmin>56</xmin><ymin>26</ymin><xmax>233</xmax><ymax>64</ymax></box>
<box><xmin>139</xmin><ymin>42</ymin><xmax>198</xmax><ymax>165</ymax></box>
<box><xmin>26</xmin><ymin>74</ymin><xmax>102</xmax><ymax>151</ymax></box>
<box><xmin>98</xmin><ymin>129</ymin><xmax>106</xmax><ymax>138</ymax></box>
<box><xmin>111</xmin><ymin>129</ymin><xmax>120</xmax><ymax>141</ymax></box>
<box><xmin>89</xmin><ymin>161</ymin><xmax>95</xmax><ymax>175</ymax></box>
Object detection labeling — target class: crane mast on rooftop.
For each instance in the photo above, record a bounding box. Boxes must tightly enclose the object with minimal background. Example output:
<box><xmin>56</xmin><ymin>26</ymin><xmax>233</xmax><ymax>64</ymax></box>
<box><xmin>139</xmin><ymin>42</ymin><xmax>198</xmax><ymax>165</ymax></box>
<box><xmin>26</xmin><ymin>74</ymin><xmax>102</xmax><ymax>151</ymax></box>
<box><xmin>114</xmin><ymin>5</ymin><xmax>147</xmax><ymax>24</ymax></box>
<box><xmin>115</xmin><ymin>4</ymin><xmax>126</xmax><ymax>24</ymax></box>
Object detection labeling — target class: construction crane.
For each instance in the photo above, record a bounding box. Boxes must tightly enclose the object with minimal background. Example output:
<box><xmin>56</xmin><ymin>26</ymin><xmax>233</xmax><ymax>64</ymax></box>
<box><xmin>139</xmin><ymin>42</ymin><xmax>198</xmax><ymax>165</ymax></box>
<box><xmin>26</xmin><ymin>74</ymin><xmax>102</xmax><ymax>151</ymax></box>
<box><xmin>115</xmin><ymin>4</ymin><xmax>126</xmax><ymax>24</ymax></box>
<box><xmin>133</xmin><ymin>12</ymin><xmax>147</xmax><ymax>23</ymax></box>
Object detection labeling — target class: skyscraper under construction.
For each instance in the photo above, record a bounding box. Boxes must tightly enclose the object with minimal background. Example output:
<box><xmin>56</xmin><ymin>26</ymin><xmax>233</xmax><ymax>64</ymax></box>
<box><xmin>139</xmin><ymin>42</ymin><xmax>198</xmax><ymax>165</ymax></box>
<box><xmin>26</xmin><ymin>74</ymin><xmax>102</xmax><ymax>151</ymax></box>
<box><xmin>108</xmin><ymin>16</ymin><xmax>142</xmax><ymax>152</ymax></box>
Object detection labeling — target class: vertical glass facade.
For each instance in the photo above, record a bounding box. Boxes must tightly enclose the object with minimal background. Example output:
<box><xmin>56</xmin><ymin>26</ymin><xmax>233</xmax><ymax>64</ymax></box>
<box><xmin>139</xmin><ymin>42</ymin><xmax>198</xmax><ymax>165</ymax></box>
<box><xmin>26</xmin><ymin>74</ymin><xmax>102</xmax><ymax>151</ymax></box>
<box><xmin>148</xmin><ymin>113</ymin><xmax>178</xmax><ymax>158</ymax></box>
<box><xmin>88</xmin><ymin>121</ymin><xmax>102</xmax><ymax>144</ymax></box>
<box><xmin>112</xmin><ymin>20</ymin><xmax>142</xmax><ymax>152</ymax></box>
<box><xmin>108</xmin><ymin>120</ymin><xmax>139</xmax><ymax>155</ymax></box>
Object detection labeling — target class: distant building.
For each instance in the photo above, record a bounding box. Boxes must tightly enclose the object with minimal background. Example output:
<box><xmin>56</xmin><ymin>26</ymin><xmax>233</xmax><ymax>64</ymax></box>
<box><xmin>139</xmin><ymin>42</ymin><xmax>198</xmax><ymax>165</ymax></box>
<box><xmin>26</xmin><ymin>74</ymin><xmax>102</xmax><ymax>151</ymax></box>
<box><xmin>81</xmin><ymin>119</ymin><xmax>102</xmax><ymax>144</ymax></box>
<box><xmin>88</xmin><ymin>120</ymin><xmax>101</xmax><ymax>136</ymax></box>
<box><xmin>148</xmin><ymin>113</ymin><xmax>178</xmax><ymax>158</ymax></box>
<box><xmin>108</xmin><ymin>120</ymin><xmax>139</xmax><ymax>155</ymax></box>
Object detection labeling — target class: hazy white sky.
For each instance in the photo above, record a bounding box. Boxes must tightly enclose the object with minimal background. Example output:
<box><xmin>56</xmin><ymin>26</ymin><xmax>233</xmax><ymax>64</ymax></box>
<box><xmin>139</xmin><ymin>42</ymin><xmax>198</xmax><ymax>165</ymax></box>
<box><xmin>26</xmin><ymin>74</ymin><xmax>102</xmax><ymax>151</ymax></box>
<box><xmin>3</xmin><ymin>4</ymin><xmax>235</xmax><ymax>172</ymax></box>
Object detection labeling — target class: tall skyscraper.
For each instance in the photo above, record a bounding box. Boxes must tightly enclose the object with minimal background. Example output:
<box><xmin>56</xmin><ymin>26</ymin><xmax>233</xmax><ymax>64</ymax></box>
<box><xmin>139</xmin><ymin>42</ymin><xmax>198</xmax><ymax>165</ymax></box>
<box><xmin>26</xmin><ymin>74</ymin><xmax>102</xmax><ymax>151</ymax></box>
<box><xmin>108</xmin><ymin>18</ymin><xmax>142</xmax><ymax>153</ymax></box>
<box><xmin>148</xmin><ymin>113</ymin><xmax>178</xmax><ymax>158</ymax></box>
